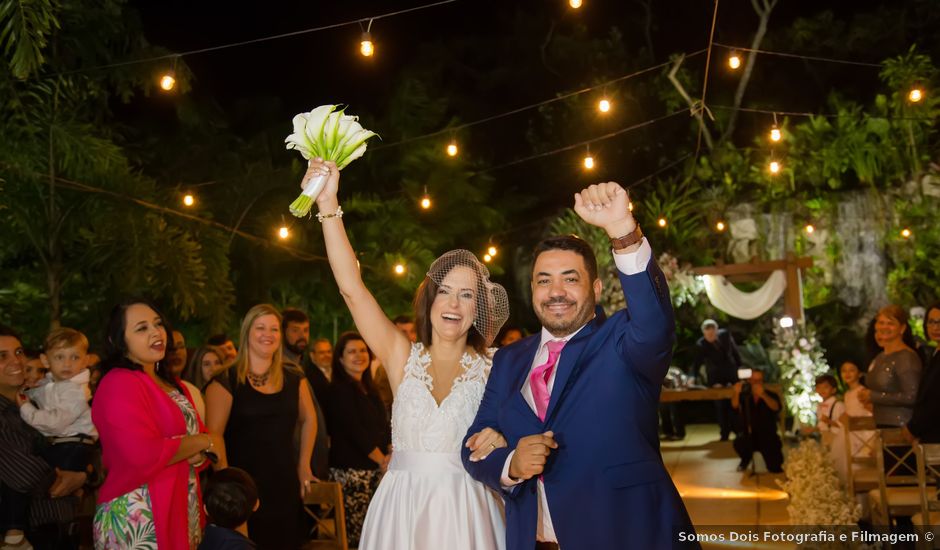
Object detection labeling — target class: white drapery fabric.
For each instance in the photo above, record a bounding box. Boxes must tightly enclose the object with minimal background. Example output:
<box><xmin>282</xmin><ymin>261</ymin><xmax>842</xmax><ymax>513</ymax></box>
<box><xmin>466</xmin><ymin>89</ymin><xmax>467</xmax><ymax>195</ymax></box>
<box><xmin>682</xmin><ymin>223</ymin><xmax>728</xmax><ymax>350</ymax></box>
<box><xmin>702</xmin><ymin>270</ymin><xmax>787</xmax><ymax>320</ymax></box>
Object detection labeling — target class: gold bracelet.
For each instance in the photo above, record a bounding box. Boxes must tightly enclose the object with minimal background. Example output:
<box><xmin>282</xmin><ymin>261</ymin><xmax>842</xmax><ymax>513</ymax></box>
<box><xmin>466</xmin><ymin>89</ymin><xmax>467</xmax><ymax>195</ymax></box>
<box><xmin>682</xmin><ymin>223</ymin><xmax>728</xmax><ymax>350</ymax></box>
<box><xmin>203</xmin><ymin>433</ymin><xmax>213</xmax><ymax>452</ymax></box>
<box><xmin>316</xmin><ymin>206</ymin><xmax>343</xmax><ymax>222</ymax></box>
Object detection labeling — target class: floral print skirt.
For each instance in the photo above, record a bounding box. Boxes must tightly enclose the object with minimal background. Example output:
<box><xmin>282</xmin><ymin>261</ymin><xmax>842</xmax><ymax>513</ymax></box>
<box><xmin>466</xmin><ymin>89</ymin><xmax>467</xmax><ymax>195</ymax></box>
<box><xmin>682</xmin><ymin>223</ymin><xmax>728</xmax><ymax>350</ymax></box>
<box><xmin>93</xmin><ymin>390</ymin><xmax>201</xmax><ymax>549</ymax></box>
<box><xmin>329</xmin><ymin>467</ymin><xmax>382</xmax><ymax>548</ymax></box>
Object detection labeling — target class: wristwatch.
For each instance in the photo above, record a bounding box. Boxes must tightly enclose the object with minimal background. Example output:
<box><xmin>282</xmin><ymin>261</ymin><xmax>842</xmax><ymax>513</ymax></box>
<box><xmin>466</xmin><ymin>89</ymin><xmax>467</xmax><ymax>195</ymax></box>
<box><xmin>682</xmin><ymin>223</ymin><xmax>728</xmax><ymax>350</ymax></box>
<box><xmin>609</xmin><ymin>225</ymin><xmax>643</xmax><ymax>250</ymax></box>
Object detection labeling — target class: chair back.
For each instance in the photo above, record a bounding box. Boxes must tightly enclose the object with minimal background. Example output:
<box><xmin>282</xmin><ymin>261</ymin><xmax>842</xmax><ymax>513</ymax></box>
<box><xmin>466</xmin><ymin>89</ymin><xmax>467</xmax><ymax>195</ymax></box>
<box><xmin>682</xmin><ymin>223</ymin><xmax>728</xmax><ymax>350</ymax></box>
<box><xmin>917</xmin><ymin>443</ymin><xmax>940</xmax><ymax>521</ymax></box>
<box><xmin>879</xmin><ymin>429</ymin><xmax>919</xmax><ymax>484</ymax></box>
<box><xmin>302</xmin><ymin>481</ymin><xmax>348</xmax><ymax>550</ymax></box>
<box><xmin>871</xmin><ymin>429</ymin><xmax>918</xmax><ymax>524</ymax></box>
<box><xmin>843</xmin><ymin>415</ymin><xmax>877</xmax><ymax>496</ymax></box>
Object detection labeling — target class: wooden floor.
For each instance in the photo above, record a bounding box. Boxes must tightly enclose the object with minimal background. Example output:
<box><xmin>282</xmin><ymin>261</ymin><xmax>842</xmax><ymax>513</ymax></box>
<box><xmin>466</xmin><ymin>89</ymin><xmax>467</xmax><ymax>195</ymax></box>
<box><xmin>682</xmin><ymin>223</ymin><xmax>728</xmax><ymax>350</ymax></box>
<box><xmin>662</xmin><ymin>424</ymin><xmax>794</xmax><ymax>549</ymax></box>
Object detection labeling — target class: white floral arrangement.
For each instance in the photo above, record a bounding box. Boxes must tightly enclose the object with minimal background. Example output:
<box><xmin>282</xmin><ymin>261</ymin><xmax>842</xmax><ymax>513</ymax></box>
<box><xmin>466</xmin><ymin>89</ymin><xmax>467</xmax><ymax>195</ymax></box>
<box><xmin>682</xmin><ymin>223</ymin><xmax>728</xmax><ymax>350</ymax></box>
<box><xmin>772</xmin><ymin>321</ymin><xmax>830</xmax><ymax>426</ymax></box>
<box><xmin>657</xmin><ymin>252</ymin><xmax>705</xmax><ymax>308</ymax></box>
<box><xmin>777</xmin><ymin>440</ymin><xmax>861</xmax><ymax>525</ymax></box>
<box><xmin>284</xmin><ymin>104</ymin><xmax>378</xmax><ymax>217</ymax></box>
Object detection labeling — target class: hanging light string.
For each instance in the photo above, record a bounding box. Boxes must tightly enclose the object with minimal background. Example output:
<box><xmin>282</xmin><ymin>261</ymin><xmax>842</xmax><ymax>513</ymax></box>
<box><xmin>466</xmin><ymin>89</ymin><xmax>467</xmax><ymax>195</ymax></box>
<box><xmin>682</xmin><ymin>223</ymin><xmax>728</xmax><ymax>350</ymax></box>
<box><xmin>712</xmin><ymin>42</ymin><xmax>885</xmax><ymax>68</ymax></box>
<box><xmin>711</xmin><ymin>104</ymin><xmax>936</xmax><ymax>122</ymax></box>
<box><xmin>484</xmin><ymin>151</ymin><xmax>695</xmax><ymax>240</ymax></box>
<box><xmin>370</xmin><ymin>49</ymin><xmax>707</xmax><ymax>151</ymax></box>
<box><xmin>44</xmin><ymin>0</ymin><xmax>459</xmax><ymax>78</ymax></box>
<box><xmin>695</xmin><ymin>0</ymin><xmax>721</xmax><ymax>158</ymax></box>
<box><xmin>9</xmin><ymin>170</ymin><xmax>329</xmax><ymax>263</ymax></box>
<box><xmin>474</xmin><ymin>107</ymin><xmax>691</xmax><ymax>174</ymax></box>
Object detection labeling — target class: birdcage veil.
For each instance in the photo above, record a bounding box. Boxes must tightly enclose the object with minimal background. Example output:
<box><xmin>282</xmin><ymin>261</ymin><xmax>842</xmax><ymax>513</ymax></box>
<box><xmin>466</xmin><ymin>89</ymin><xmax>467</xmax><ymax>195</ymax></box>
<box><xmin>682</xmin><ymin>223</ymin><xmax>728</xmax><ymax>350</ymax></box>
<box><xmin>426</xmin><ymin>249</ymin><xmax>510</xmax><ymax>347</ymax></box>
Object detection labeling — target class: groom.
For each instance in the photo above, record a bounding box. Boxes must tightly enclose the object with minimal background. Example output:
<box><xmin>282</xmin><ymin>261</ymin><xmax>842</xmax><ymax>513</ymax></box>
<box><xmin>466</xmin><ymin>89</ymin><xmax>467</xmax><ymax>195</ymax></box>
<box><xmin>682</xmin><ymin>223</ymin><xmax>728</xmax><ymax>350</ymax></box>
<box><xmin>462</xmin><ymin>182</ymin><xmax>697</xmax><ymax>549</ymax></box>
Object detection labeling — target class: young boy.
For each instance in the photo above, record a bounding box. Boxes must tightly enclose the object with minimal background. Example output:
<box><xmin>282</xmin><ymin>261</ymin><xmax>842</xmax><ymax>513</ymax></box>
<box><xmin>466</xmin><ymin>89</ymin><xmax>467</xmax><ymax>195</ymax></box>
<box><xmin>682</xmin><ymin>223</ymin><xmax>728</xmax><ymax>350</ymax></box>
<box><xmin>23</xmin><ymin>349</ymin><xmax>48</xmax><ymax>389</ymax></box>
<box><xmin>18</xmin><ymin>327</ymin><xmax>98</xmax><ymax>476</ymax></box>
<box><xmin>812</xmin><ymin>374</ymin><xmax>845</xmax><ymax>445</ymax></box>
<box><xmin>200</xmin><ymin>468</ymin><xmax>259</xmax><ymax>550</ymax></box>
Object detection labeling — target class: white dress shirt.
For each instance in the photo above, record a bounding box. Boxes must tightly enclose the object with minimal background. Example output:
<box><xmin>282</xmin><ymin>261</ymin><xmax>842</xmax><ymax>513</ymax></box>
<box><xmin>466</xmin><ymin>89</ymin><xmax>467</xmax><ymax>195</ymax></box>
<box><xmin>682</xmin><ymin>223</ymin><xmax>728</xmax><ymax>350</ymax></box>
<box><xmin>500</xmin><ymin>238</ymin><xmax>652</xmax><ymax>543</ymax></box>
<box><xmin>816</xmin><ymin>395</ymin><xmax>845</xmax><ymax>434</ymax></box>
<box><xmin>21</xmin><ymin>369</ymin><xmax>97</xmax><ymax>438</ymax></box>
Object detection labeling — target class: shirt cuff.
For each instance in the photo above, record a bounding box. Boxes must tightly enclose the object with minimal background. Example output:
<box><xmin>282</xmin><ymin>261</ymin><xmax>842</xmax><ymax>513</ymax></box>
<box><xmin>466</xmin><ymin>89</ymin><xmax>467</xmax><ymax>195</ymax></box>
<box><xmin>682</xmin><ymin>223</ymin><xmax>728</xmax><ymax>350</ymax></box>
<box><xmin>500</xmin><ymin>450</ymin><xmax>523</xmax><ymax>490</ymax></box>
<box><xmin>612</xmin><ymin>238</ymin><xmax>652</xmax><ymax>275</ymax></box>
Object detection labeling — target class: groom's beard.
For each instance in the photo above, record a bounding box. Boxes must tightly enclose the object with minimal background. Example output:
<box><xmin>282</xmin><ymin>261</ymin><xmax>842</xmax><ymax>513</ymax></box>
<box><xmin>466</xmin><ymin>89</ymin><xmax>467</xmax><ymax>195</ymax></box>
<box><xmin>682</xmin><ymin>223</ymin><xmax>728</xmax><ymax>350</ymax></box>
<box><xmin>535</xmin><ymin>296</ymin><xmax>596</xmax><ymax>337</ymax></box>
<box><xmin>285</xmin><ymin>339</ymin><xmax>307</xmax><ymax>356</ymax></box>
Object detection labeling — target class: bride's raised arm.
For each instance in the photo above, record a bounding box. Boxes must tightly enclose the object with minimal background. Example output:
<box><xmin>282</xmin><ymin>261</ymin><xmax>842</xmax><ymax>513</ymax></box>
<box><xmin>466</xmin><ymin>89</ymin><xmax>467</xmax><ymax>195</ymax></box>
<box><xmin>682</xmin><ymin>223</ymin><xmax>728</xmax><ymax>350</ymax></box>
<box><xmin>304</xmin><ymin>158</ymin><xmax>411</xmax><ymax>390</ymax></box>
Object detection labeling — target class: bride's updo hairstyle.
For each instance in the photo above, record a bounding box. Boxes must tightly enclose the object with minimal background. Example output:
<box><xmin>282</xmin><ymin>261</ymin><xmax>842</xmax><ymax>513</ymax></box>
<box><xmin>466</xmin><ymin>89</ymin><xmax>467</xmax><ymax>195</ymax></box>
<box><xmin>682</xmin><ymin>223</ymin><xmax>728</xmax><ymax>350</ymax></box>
<box><xmin>413</xmin><ymin>249</ymin><xmax>510</xmax><ymax>355</ymax></box>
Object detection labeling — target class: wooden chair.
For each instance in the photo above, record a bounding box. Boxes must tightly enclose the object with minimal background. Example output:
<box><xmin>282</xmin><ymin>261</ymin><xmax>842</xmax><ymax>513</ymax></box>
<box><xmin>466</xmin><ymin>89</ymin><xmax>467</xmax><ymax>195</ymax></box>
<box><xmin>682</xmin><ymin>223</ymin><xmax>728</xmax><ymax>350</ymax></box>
<box><xmin>913</xmin><ymin>443</ymin><xmax>940</xmax><ymax>548</ymax></box>
<box><xmin>302</xmin><ymin>481</ymin><xmax>348</xmax><ymax>550</ymax></box>
<box><xmin>843</xmin><ymin>416</ymin><xmax>879</xmax><ymax>500</ymax></box>
<box><xmin>869</xmin><ymin>429</ymin><xmax>927</xmax><ymax>526</ymax></box>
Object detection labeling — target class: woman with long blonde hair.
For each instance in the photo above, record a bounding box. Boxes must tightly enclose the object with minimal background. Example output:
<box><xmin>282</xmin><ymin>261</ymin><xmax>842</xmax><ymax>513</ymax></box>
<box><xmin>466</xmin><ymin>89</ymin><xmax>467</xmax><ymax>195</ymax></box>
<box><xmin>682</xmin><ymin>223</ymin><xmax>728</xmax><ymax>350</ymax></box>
<box><xmin>205</xmin><ymin>304</ymin><xmax>318</xmax><ymax>549</ymax></box>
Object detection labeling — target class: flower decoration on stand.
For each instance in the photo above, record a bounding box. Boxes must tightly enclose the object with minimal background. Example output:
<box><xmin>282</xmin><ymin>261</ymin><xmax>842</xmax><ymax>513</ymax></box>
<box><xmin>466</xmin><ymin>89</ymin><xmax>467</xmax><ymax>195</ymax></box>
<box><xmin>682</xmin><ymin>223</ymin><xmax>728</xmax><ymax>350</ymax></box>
<box><xmin>285</xmin><ymin>105</ymin><xmax>379</xmax><ymax>217</ymax></box>
<box><xmin>777</xmin><ymin>440</ymin><xmax>861</xmax><ymax>525</ymax></box>
<box><xmin>657</xmin><ymin>252</ymin><xmax>705</xmax><ymax>308</ymax></box>
<box><xmin>771</xmin><ymin>320</ymin><xmax>830</xmax><ymax>427</ymax></box>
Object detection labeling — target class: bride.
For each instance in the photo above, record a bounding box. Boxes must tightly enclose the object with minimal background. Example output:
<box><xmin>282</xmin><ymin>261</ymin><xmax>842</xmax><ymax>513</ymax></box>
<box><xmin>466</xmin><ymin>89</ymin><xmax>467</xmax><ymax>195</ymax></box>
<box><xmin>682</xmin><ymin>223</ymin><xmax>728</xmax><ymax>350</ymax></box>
<box><xmin>303</xmin><ymin>158</ymin><xmax>509</xmax><ymax>549</ymax></box>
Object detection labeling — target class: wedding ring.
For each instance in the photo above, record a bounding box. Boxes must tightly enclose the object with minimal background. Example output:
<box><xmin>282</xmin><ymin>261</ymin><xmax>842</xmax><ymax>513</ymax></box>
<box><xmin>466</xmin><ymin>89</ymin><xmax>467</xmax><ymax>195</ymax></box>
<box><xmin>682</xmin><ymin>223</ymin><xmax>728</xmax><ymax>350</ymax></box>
<box><xmin>489</xmin><ymin>443</ymin><xmax>496</xmax><ymax>449</ymax></box>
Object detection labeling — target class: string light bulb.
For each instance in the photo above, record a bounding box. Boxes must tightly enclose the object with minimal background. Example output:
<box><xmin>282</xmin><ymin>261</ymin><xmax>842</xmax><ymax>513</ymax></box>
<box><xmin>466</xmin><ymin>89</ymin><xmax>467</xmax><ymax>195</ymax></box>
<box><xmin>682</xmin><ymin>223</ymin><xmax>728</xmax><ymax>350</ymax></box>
<box><xmin>804</xmin><ymin>224</ymin><xmax>815</xmax><ymax>234</ymax></box>
<box><xmin>770</xmin><ymin>126</ymin><xmax>781</xmax><ymax>142</ymax></box>
<box><xmin>420</xmin><ymin>185</ymin><xmax>432</xmax><ymax>210</ymax></box>
<box><xmin>159</xmin><ymin>73</ymin><xmax>176</xmax><ymax>91</ymax></box>
<box><xmin>628</xmin><ymin>202</ymin><xmax>634</xmax><ymax>212</ymax></box>
<box><xmin>487</xmin><ymin>246</ymin><xmax>498</xmax><ymax>257</ymax></box>
<box><xmin>360</xmin><ymin>32</ymin><xmax>374</xmax><ymax>57</ymax></box>
<box><xmin>182</xmin><ymin>193</ymin><xmax>195</xmax><ymax>207</ymax></box>
<box><xmin>598</xmin><ymin>98</ymin><xmax>611</xmax><ymax>113</ymax></box>
<box><xmin>394</xmin><ymin>263</ymin><xmax>406</xmax><ymax>275</ymax></box>
<box><xmin>483</xmin><ymin>254</ymin><xmax>493</xmax><ymax>263</ymax></box>
<box><xmin>278</xmin><ymin>226</ymin><xmax>290</xmax><ymax>240</ymax></box>
<box><xmin>657</xmin><ymin>217</ymin><xmax>667</xmax><ymax>228</ymax></box>
<box><xmin>769</xmin><ymin>160</ymin><xmax>781</xmax><ymax>174</ymax></box>
<box><xmin>583</xmin><ymin>145</ymin><xmax>595</xmax><ymax>170</ymax></box>
<box><xmin>569</xmin><ymin>0</ymin><xmax>583</xmax><ymax>8</ymax></box>
<box><xmin>728</xmin><ymin>52</ymin><xmax>742</xmax><ymax>70</ymax></box>
<box><xmin>446</xmin><ymin>142</ymin><xmax>458</xmax><ymax>157</ymax></box>
<box><xmin>901</xmin><ymin>228</ymin><xmax>912</xmax><ymax>238</ymax></box>
<box><xmin>716</xmin><ymin>221</ymin><xmax>726</xmax><ymax>232</ymax></box>
<box><xmin>908</xmin><ymin>87</ymin><xmax>924</xmax><ymax>103</ymax></box>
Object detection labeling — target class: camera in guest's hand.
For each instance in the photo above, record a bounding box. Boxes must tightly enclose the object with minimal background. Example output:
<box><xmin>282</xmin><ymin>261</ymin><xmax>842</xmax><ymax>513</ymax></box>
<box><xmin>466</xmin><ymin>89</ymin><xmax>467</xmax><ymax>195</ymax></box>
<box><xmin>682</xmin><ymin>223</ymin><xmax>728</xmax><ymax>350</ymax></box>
<box><xmin>737</xmin><ymin>368</ymin><xmax>753</xmax><ymax>395</ymax></box>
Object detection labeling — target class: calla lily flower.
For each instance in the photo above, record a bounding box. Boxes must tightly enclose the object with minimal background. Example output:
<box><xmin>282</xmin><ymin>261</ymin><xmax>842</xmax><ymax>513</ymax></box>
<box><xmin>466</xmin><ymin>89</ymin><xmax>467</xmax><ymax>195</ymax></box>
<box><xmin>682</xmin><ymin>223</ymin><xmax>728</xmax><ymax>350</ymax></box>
<box><xmin>285</xmin><ymin>105</ymin><xmax>379</xmax><ymax>216</ymax></box>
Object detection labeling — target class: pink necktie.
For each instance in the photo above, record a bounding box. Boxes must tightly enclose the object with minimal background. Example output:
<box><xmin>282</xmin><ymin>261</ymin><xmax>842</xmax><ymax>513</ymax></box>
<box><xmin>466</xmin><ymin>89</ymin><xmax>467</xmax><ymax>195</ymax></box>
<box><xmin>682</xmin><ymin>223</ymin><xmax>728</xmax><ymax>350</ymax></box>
<box><xmin>530</xmin><ymin>340</ymin><xmax>566</xmax><ymax>421</ymax></box>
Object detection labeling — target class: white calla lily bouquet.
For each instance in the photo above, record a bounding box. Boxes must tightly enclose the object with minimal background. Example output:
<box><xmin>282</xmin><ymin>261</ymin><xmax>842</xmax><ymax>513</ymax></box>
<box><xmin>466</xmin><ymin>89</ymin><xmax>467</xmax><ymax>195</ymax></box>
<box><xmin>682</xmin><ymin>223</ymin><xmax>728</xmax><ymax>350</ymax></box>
<box><xmin>285</xmin><ymin>105</ymin><xmax>378</xmax><ymax>217</ymax></box>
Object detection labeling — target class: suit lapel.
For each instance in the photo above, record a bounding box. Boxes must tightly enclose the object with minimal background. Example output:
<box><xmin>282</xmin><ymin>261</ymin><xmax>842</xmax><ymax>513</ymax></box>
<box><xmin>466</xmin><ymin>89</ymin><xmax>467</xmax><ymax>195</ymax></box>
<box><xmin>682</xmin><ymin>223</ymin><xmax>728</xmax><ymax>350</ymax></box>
<box><xmin>509</xmin><ymin>336</ymin><xmax>541</xmax><ymax>425</ymax></box>
<box><xmin>543</xmin><ymin>309</ymin><xmax>605</xmax><ymax>423</ymax></box>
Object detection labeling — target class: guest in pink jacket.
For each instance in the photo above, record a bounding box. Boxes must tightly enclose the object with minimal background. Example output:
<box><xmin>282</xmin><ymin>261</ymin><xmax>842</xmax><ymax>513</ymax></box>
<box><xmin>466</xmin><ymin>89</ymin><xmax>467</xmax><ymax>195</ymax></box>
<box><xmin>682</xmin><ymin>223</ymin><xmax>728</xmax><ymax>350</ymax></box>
<box><xmin>91</xmin><ymin>298</ymin><xmax>223</xmax><ymax>549</ymax></box>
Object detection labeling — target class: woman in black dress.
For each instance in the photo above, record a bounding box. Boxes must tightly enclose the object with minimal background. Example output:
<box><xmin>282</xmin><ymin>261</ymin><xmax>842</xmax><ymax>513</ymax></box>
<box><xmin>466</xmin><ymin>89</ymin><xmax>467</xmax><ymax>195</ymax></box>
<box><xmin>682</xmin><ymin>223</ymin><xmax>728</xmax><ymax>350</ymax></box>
<box><xmin>205</xmin><ymin>304</ymin><xmax>318</xmax><ymax>549</ymax></box>
<box><xmin>324</xmin><ymin>332</ymin><xmax>391</xmax><ymax>547</ymax></box>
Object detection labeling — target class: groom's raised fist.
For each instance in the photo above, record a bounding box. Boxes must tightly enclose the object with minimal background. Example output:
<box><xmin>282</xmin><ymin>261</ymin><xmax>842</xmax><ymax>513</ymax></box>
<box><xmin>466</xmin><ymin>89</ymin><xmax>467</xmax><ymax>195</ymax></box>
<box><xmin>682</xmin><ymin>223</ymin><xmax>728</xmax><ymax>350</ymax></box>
<box><xmin>573</xmin><ymin>182</ymin><xmax>636</xmax><ymax>239</ymax></box>
<box><xmin>509</xmin><ymin>431</ymin><xmax>558</xmax><ymax>481</ymax></box>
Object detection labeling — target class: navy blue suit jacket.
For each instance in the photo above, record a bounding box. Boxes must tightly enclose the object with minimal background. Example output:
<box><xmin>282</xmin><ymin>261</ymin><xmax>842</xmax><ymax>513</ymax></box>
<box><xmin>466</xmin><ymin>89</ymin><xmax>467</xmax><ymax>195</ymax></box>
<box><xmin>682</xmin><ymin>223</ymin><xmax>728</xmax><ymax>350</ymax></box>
<box><xmin>461</xmin><ymin>257</ymin><xmax>698</xmax><ymax>550</ymax></box>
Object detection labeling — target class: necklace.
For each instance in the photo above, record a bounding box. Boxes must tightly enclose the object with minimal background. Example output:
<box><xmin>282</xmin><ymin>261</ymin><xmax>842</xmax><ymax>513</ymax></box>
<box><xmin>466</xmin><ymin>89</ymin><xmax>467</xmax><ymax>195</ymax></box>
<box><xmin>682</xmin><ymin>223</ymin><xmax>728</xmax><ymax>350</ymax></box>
<box><xmin>247</xmin><ymin>370</ymin><xmax>270</xmax><ymax>387</ymax></box>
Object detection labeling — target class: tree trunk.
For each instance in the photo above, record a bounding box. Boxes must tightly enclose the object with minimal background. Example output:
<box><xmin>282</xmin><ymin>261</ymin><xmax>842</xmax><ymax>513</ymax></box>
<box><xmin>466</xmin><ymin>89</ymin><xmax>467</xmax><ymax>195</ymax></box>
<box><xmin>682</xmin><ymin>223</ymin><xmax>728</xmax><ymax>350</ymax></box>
<box><xmin>47</xmin><ymin>265</ymin><xmax>62</xmax><ymax>330</ymax></box>
<box><xmin>720</xmin><ymin>0</ymin><xmax>778</xmax><ymax>143</ymax></box>
<box><xmin>634</xmin><ymin>0</ymin><xmax>655</xmax><ymax>63</ymax></box>
<box><xmin>46</xmin><ymin>80</ymin><xmax>62</xmax><ymax>330</ymax></box>
<box><xmin>668</xmin><ymin>55</ymin><xmax>714</xmax><ymax>150</ymax></box>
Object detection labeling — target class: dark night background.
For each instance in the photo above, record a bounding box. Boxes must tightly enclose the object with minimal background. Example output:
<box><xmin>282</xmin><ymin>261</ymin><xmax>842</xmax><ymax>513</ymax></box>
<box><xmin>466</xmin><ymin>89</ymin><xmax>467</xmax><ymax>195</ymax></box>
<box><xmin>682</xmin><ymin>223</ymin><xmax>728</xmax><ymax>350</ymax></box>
<box><xmin>127</xmin><ymin>0</ymin><xmax>906</xmax><ymax>208</ymax></box>
<box><xmin>4</xmin><ymin>0</ymin><xmax>939</xmax><ymax>351</ymax></box>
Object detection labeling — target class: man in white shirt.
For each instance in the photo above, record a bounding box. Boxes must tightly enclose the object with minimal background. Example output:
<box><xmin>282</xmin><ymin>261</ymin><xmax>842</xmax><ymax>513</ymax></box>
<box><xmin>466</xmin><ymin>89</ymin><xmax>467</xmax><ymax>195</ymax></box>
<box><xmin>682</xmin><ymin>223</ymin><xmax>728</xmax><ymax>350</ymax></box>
<box><xmin>462</xmin><ymin>182</ymin><xmax>696</xmax><ymax>550</ymax></box>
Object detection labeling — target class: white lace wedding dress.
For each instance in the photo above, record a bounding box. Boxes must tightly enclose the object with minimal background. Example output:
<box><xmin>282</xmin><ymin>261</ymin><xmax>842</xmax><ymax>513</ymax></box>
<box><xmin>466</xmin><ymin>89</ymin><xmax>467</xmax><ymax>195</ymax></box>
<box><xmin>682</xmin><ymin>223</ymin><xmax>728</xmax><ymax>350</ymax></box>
<box><xmin>358</xmin><ymin>343</ymin><xmax>506</xmax><ymax>550</ymax></box>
